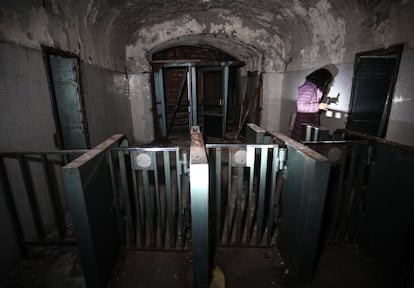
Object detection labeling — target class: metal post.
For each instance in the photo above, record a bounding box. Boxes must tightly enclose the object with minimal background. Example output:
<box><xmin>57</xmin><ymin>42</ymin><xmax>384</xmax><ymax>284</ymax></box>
<box><xmin>222</xmin><ymin>65</ymin><xmax>229</xmax><ymax>137</ymax></box>
<box><xmin>190</xmin><ymin>66</ymin><xmax>198</xmax><ymax>127</ymax></box>
<box><xmin>62</xmin><ymin>134</ymin><xmax>125</xmax><ymax>288</ymax></box>
<box><xmin>256</xmin><ymin>147</ymin><xmax>268</xmax><ymax>244</ymax></box>
<box><xmin>154</xmin><ymin>68</ymin><xmax>167</xmax><ymax>137</ymax></box>
<box><xmin>118</xmin><ymin>150</ymin><xmax>134</xmax><ymax>247</ymax></box>
<box><xmin>190</xmin><ymin>127</ymin><xmax>210</xmax><ymax>288</ymax></box>
<box><xmin>164</xmin><ymin>151</ymin><xmax>176</xmax><ymax>248</ymax></box>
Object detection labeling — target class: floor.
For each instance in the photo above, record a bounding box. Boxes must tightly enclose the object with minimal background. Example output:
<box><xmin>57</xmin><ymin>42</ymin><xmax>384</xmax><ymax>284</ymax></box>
<box><xmin>0</xmin><ymin>242</ymin><xmax>393</xmax><ymax>288</ymax></box>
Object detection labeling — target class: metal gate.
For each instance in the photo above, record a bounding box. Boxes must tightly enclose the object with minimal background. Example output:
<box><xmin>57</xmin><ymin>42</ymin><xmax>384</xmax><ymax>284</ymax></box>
<box><xmin>59</xmin><ymin>132</ymin><xmax>334</xmax><ymax>287</ymax></box>
<box><xmin>206</xmin><ymin>144</ymin><xmax>286</xmax><ymax>246</ymax></box>
<box><xmin>111</xmin><ymin>147</ymin><xmax>190</xmax><ymax>250</ymax></box>
<box><xmin>109</xmin><ymin>143</ymin><xmax>287</xmax><ymax>249</ymax></box>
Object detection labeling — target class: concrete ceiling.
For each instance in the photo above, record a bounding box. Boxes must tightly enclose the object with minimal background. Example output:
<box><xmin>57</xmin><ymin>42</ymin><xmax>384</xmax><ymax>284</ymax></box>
<box><xmin>1</xmin><ymin>0</ymin><xmax>413</xmax><ymax>73</ymax></box>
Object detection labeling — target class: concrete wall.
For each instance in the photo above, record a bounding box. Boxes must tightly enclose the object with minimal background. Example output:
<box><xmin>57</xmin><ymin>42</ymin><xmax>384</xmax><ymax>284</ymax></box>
<box><xmin>386</xmin><ymin>47</ymin><xmax>414</xmax><ymax>147</ymax></box>
<box><xmin>261</xmin><ymin>72</ymin><xmax>283</xmax><ymax>132</ymax></box>
<box><xmin>0</xmin><ymin>42</ymin><xmax>57</xmax><ymax>151</ymax></box>
<box><xmin>0</xmin><ymin>41</ymin><xmax>134</xmax><ymax>150</ymax></box>
<box><xmin>81</xmin><ymin>63</ymin><xmax>133</xmax><ymax>146</ymax></box>
<box><xmin>0</xmin><ymin>41</ymin><xmax>134</xmax><ymax>279</ymax></box>
<box><xmin>0</xmin><ymin>41</ymin><xmax>56</xmax><ymax>279</ymax></box>
<box><xmin>128</xmin><ymin>73</ymin><xmax>154</xmax><ymax>144</ymax></box>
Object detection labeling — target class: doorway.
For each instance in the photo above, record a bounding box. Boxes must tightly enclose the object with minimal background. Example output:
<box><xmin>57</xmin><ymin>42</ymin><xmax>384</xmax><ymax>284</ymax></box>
<box><xmin>43</xmin><ymin>48</ymin><xmax>90</xmax><ymax>150</ymax></box>
<box><xmin>199</xmin><ymin>66</ymin><xmax>229</xmax><ymax>138</ymax></box>
<box><xmin>152</xmin><ymin>64</ymin><xmax>231</xmax><ymax>139</ymax></box>
<box><xmin>346</xmin><ymin>44</ymin><xmax>404</xmax><ymax>137</ymax></box>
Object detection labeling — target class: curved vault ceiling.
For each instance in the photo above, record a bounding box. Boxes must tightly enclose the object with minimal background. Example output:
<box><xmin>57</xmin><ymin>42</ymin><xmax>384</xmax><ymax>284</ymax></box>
<box><xmin>1</xmin><ymin>0</ymin><xmax>412</xmax><ymax>73</ymax></box>
<box><xmin>82</xmin><ymin>0</ymin><xmax>369</xmax><ymax>73</ymax></box>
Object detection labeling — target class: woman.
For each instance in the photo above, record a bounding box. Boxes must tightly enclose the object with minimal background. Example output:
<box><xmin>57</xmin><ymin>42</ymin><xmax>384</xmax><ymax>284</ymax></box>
<box><xmin>291</xmin><ymin>68</ymin><xmax>333</xmax><ymax>141</ymax></box>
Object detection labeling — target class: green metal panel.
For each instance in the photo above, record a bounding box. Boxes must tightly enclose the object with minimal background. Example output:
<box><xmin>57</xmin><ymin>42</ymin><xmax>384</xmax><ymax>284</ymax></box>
<box><xmin>62</xmin><ymin>134</ymin><xmax>126</xmax><ymax>288</ymax></box>
<box><xmin>274</xmin><ymin>132</ymin><xmax>331</xmax><ymax>283</ymax></box>
<box><xmin>361</xmin><ymin>141</ymin><xmax>414</xmax><ymax>277</ymax></box>
<box><xmin>49</xmin><ymin>55</ymin><xmax>88</xmax><ymax>149</ymax></box>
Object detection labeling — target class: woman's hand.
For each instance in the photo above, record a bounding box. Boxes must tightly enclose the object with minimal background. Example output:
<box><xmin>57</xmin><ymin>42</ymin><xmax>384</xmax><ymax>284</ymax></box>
<box><xmin>319</xmin><ymin>103</ymin><xmax>329</xmax><ymax>110</ymax></box>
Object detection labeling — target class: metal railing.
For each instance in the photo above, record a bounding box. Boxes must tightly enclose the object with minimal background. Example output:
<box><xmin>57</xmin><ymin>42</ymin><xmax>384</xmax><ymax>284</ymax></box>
<box><xmin>111</xmin><ymin>146</ymin><xmax>190</xmax><ymax>250</ymax></box>
<box><xmin>0</xmin><ymin>150</ymin><xmax>87</xmax><ymax>249</ymax></box>
<box><xmin>304</xmin><ymin>140</ymin><xmax>370</xmax><ymax>243</ymax></box>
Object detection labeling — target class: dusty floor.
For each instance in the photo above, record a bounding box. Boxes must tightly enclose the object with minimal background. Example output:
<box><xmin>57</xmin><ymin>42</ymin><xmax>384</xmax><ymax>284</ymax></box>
<box><xmin>0</xmin><ymin>243</ymin><xmax>394</xmax><ymax>288</ymax></box>
<box><xmin>313</xmin><ymin>243</ymin><xmax>388</xmax><ymax>288</ymax></box>
<box><xmin>1</xmin><ymin>246</ymin><xmax>287</xmax><ymax>288</ymax></box>
<box><xmin>0</xmin><ymin>246</ymin><xmax>85</xmax><ymax>288</ymax></box>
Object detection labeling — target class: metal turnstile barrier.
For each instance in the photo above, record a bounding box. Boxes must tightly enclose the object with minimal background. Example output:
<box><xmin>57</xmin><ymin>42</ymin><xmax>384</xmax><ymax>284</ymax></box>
<box><xmin>112</xmin><ymin>146</ymin><xmax>190</xmax><ymax>250</ymax></box>
<box><xmin>206</xmin><ymin>143</ymin><xmax>286</xmax><ymax>246</ymax></box>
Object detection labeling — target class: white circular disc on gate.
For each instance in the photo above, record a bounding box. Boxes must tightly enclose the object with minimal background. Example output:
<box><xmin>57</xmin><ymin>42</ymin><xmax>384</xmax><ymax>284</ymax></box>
<box><xmin>136</xmin><ymin>153</ymin><xmax>152</xmax><ymax>168</ymax></box>
<box><xmin>234</xmin><ymin>150</ymin><xmax>247</xmax><ymax>165</ymax></box>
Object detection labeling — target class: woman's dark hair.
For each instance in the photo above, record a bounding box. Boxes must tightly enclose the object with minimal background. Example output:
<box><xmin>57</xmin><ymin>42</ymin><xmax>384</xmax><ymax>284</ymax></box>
<box><xmin>306</xmin><ymin>68</ymin><xmax>333</xmax><ymax>92</ymax></box>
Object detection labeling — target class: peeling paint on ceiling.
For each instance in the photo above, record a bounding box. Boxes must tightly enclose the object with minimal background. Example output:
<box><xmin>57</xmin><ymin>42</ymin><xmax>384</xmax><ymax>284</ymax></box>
<box><xmin>0</xmin><ymin>0</ymin><xmax>413</xmax><ymax>73</ymax></box>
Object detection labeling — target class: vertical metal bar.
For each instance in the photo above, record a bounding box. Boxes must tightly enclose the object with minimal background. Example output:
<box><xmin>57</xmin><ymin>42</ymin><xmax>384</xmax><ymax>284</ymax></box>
<box><xmin>107</xmin><ymin>151</ymin><xmax>124</xmax><ymax>245</ymax></box>
<box><xmin>191</xmin><ymin>66</ymin><xmax>198</xmax><ymax>127</ymax></box>
<box><xmin>164</xmin><ymin>151</ymin><xmax>175</xmax><ymax>248</ymax></box>
<box><xmin>118</xmin><ymin>151</ymin><xmax>134</xmax><ymax>248</ymax></box>
<box><xmin>339</xmin><ymin>143</ymin><xmax>359</xmax><ymax>240</ymax></box>
<box><xmin>18</xmin><ymin>154</ymin><xmax>45</xmax><ymax>240</ymax></box>
<box><xmin>129</xmin><ymin>154</ymin><xmax>144</xmax><ymax>247</ymax></box>
<box><xmin>222</xmin><ymin>65</ymin><xmax>229</xmax><ymax>137</ymax></box>
<box><xmin>142</xmin><ymin>169</ymin><xmax>155</xmax><ymax>247</ymax></box>
<box><xmin>313</xmin><ymin>128</ymin><xmax>319</xmax><ymax>141</ymax></box>
<box><xmin>343</xmin><ymin>143</ymin><xmax>363</xmax><ymax>239</ymax></box>
<box><xmin>175</xmin><ymin>150</ymin><xmax>184</xmax><ymax>249</ymax></box>
<box><xmin>305</xmin><ymin>125</ymin><xmax>311</xmax><ymax>141</ymax></box>
<box><xmin>256</xmin><ymin>147</ymin><xmax>268</xmax><ymax>244</ymax></box>
<box><xmin>0</xmin><ymin>157</ymin><xmax>27</xmax><ymax>255</ymax></box>
<box><xmin>153</xmin><ymin>152</ymin><xmax>163</xmax><ymax>247</ymax></box>
<box><xmin>41</xmin><ymin>154</ymin><xmax>65</xmax><ymax>239</ymax></box>
<box><xmin>329</xmin><ymin>144</ymin><xmax>348</xmax><ymax>241</ymax></box>
<box><xmin>154</xmin><ymin>68</ymin><xmax>167</xmax><ymax>137</ymax></box>
<box><xmin>348</xmin><ymin>143</ymin><xmax>369</xmax><ymax>241</ymax></box>
<box><xmin>181</xmin><ymin>151</ymin><xmax>190</xmax><ymax>248</ymax></box>
<box><xmin>187</xmin><ymin>68</ymin><xmax>192</xmax><ymax>132</ymax></box>
<box><xmin>235</xmin><ymin>166</ymin><xmax>244</xmax><ymax>243</ymax></box>
<box><xmin>226</xmin><ymin>149</ymin><xmax>234</xmax><ymax>242</ymax></box>
<box><xmin>267</xmin><ymin>147</ymin><xmax>279</xmax><ymax>244</ymax></box>
<box><xmin>190</xmin><ymin>130</ymin><xmax>210</xmax><ymax>288</ymax></box>
<box><xmin>215</xmin><ymin>148</ymin><xmax>222</xmax><ymax>242</ymax></box>
<box><xmin>246</xmin><ymin>148</ymin><xmax>256</xmax><ymax>244</ymax></box>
